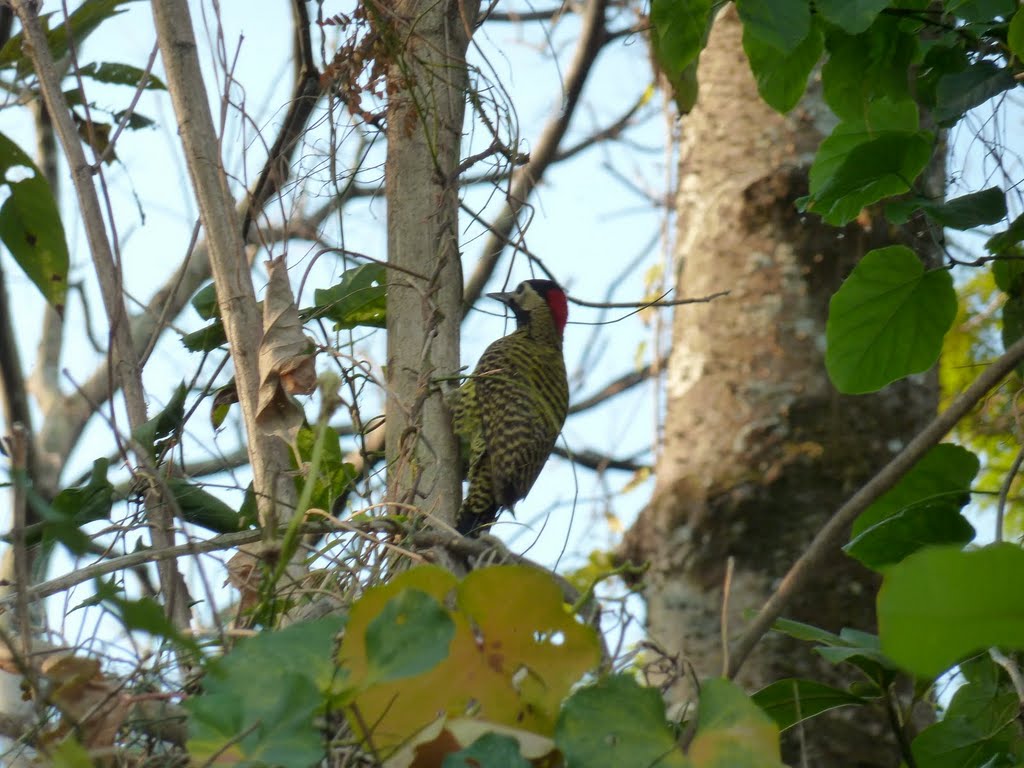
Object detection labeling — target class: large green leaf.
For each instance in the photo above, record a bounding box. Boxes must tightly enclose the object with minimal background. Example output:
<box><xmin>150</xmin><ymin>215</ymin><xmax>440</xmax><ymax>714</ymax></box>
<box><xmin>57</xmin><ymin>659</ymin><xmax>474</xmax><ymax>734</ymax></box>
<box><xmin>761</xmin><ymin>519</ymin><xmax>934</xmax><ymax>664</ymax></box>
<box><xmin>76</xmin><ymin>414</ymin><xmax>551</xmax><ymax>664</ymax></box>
<box><xmin>0</xmin><ymin>132</ymin><xmax>68</xmax><ymax>312</ymax></box>
<box><xmin>752</xmin><ymin>679</ymin><xmax>868</xmax><ymax>732</ymax></box>
<box><xmin>803</xmin><ymin>132</ymin><xmax>933</xmax><ymax>225</ymax></box>
<box><xmin>822</xmin><ymin>16</ymin><xmax>917</xmax><ymax>121</ymax></box>
<box><xmin>853</xmin><ymin>443</ymin><xmax>979</xmax><ymax>534</ymax></box>
<box><xmin>947</xmin><ymin>0</ymin><xmax>1017</xmax><ymax>23</ymax></box>
<box><xmin>312</xmin><ymin>263</ymin><xmax>387</xmax><ymax>330</ymax></box>
<box><xmin>0</xmin><ymin>0</ymin><xmax>138</xmax><ymax>73</ymax></box>
<box><xmin>886</xmin><ymin>187</ymin><xmax>1007</xmax><ymax>230</ymax></box>
<box><xmin>690</xmin><ymin>678</ymin><xmax>785</xmax><ymax>766</ymax></box>
<box><xmin>825</xmin><ymin>247</ymin><xmax>957</xmax><ymax>393</ymax></box>
<box><xmin>364</xmin><ymin>589</ymin><xmax>455</xmax><ymax>685</ymax></box>
<box><xmin>555</xmin><ymin>674</ymin><xmax>687</xmax><ymax>768</ymax></box>
<box><xmin>815</xmin><ymin>0</ymin><xmax>891</xmax><ymax>33</ymax></box>
<box><xmin>132</xmin><ymin>383</ymin><xmax>187</xmax><ymax>457</ymax></box>
<box><xmin>734</xmin><ymin>0</ymin><xmax>810</xmax><ymax>54</ymax></box>
<box><xmin>187</xmin><ymin>616</ymin><xmax>346</xmax><ymax>766</ymax></box>
<box><xmin>911</xmin><ymin>654</ymin><xmax>1020</xmax><ymax>768</ymax></box>
<box><xmin>649</xmin><ymin>0</ymin><xmax>714</xmax><ymax>113</ymax></box>
<box><xmin>934</xmin><ymin>61</ymin><xmax>1016</xmax><ymax>126</ymax></box>
<box><xmin>878</xmin><ymin>544</ymin><xmax>1024</xmax><ymax>677</ymax></box>
<box><xmin>987</xmin><ymin>212</ymin><xmax>1024</xmax><ymax>255</ymax></box>
<box><xmin>78</xmin><ymin>61</ymin><xmax>165</xmax><ymax>89</ymax></box>
<box><xmin>743</xmin><ymin>19</ymin><xmax>823</xmax><ymax>113</ymax></box>
<box><xmin>845</xmin><ymin>501</ymin><xmax>976</xmax><ymax>570</ymax></box>
<box><xmin>1010</xmin><ymin>8</ymin><xmax>1024</xmax><ymax>61</ymax></box>
<box><xmin>166</xmin><ymin>478</ymin><xmax>245</xmax><ymax>534</ymax></box>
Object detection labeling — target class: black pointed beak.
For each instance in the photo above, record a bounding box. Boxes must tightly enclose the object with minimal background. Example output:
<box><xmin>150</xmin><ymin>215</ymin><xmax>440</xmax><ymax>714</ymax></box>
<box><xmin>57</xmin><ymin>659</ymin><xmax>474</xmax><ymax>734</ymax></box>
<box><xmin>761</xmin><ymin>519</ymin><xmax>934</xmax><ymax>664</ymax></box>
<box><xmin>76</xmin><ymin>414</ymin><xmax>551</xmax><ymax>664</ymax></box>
<box><xmin>486</xmin><ymin>290</ymin><xmax>516</xmax><ymax>307</ymax></box>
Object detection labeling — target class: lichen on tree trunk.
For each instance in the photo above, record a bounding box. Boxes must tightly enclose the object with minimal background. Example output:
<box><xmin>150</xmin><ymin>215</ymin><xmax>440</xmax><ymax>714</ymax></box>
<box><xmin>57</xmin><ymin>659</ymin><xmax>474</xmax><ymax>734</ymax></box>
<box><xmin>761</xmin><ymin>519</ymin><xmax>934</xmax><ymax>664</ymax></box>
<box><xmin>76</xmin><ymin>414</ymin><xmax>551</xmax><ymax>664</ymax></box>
<box><xmin>623</xmin><ymin>7</ymin><xmax>941</xmax><ymax>765</ymax></box>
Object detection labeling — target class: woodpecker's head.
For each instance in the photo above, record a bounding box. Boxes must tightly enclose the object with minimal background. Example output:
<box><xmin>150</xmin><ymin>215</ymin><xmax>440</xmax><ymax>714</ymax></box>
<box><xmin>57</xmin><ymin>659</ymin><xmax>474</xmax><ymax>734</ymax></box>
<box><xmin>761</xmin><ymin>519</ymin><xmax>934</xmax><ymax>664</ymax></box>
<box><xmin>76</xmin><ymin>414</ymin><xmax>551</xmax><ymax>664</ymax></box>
<box><xmin>488</xmin><ymin>279</ymin><xmax>568</xmax><ymax>338</ymax></box>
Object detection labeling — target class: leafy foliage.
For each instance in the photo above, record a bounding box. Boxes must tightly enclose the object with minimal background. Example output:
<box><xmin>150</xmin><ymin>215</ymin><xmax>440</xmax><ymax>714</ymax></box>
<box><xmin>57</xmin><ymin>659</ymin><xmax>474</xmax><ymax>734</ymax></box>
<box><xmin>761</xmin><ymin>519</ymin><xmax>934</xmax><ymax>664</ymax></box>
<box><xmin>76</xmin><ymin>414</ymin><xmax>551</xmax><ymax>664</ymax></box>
<box><xmin>878</xmin><ymin>544</ymin><xmax>1024</xmax><ymax>678</ymax></box>
<box><xmin>0</xmin><ymin>131</ymin><xmax>69</xmax><ymax>311</ymax></box>
<box><xmin>825</xmin><ymin>246</ymin><xmax>956</xmax><ymax>394</ymax></box>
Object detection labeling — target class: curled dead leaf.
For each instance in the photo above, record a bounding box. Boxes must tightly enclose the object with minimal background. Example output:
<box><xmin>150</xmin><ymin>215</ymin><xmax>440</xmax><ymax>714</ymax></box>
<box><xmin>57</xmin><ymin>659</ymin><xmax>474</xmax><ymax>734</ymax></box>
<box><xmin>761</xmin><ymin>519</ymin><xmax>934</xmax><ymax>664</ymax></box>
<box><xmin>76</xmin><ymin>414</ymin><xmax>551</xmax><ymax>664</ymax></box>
<box><xmin>256</xmin><ymin>256</ymin><xmax>315</xmax><ymax>443</ymax></box>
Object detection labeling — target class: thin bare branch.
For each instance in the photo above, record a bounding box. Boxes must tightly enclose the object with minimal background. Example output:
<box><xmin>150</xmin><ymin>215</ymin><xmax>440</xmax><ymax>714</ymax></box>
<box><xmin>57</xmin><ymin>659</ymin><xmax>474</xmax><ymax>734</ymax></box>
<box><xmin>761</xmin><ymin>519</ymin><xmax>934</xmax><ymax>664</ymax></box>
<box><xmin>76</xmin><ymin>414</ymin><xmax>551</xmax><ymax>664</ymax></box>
<box><xmin>11</xmin><ymin>0</ymin><xmax>188</xmax><ymax>626</ymax></box>
<box><xmin>0</xmin><ymin>263</ymin><xmax>35</xmax><ymax>484</ymax></box>
<box><xmin>154</xmin><ymin>1</ymin><xmax>300</xmax><ymax>535</ymax></box>
<box><xmin>569</xmin><ymin>356</ymin><xmax>667</xmax><ymax>415</ymax></box>
<box><xmin>554</xmin><ymin>446</ymin><xmax>647</xmax><ymax>472</ymax></box>
<box><xmin>463</xmin><ymin>0</ymin><xmax>610</xmax><ymax>311</ymax></box>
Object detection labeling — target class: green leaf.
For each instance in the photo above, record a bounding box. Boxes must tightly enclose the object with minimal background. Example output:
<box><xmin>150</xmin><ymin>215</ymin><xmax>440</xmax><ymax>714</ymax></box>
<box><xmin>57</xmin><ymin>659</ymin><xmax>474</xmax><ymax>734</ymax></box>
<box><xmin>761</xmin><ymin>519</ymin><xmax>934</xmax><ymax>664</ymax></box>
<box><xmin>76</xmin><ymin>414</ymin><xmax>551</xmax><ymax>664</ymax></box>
<box><xmin>0</xmin><ymin>0</ymin><xmax>138</xmax><ymax>73</ymax></box>
<box><xmin>770</xmin><ymin>617</ymin><xmax>845</xmax><ymax>647</ymax></box>
<box><xmin>0</xmin><ymin>132</ymin><xmax>69</xmax><ymax>312</ymax></box>
<box><xmin>364</xmin><ymin>589</ymin><xmax>454</xmax><ymax>685</ymax></box>
<box><xmin>813</xmin><ymin>628</ymin><xmax>899</xmax><ymax>684</ymax></box>
<box><xmin>946</xmin><ymin>0</ymin><xmax>1017</xmax><ymax>23</ymax></box>
<box><xmin>911</xmin><ymin>656</ymin><xmax>1019</xmax><ymax>768</ymax></box>
<box><xmin>691</xmin><ymin>678</ymin><xmax>785</xmax><ymax>766</ymax></box>
<box><xmin>822</xmin><ymin>17</ymin><xmax>917</xmax><ymax>121</ymax></box>
<box><xmin>187</xmin><ymin>674</ymin><xmax>323</xmax><ymax>767</ymax></box>
<box><xmin>886</xmin><ymin>187</ymin><xmax>1007</xmax><ymax>230</ymax></box>
<box><xmin>815</xmin><ymin>0</ymin><xmax>891</xmax><ymax>33</ymax></box>
<box><xmin>845</xmin><ymin>501</ymin><xmax>976</xmax><ymax>569</ymax></box>
<box><xmin>825</xmin><ymin>247</ymin><xmax>957</xmax><ymax>393</ymax></box>
<box><xmin>294</xmin><ymin>425</ymin><xmax>356</xmax><ymax>515</ymax></box>
<box><xmin>132</xmin><ymin>383</ymin><xmax>187</xmax><ymax>457</ymax></box>
<box><xmin>878</xmin><ymin>543</ymin><xmax>1024</xmax><ymax>678</ymax></box>
<box><xmin>181</xmin><ymin>320</ymin><xmax>227</xmax><ymax>352</ymax></box>
<box><xmin>556</xmin><ymin>674</ymin><xmax>687</xmax><ymax>768</ymax></box>
<box><xmin>987</xmin><ymin>212</ymin><xmax>1024</xmax><ymax>255</ymax></box>
<box><xmin>649</xmin><ymin>0</ymin><xmax>713</xmax><ymax>113</ymax></box>
<box><xmin>191</xmin><ymin>282</ymin><xmax>219</xmax><ymax>320</ymax></box>
<box><xmin>186</xmin><ymin>616</ymin><xmax>346</xmax><ymax>766</ymax></box>
<box><xmin>312</xmin><ymin>263</ymin><xmax>387</xmax><ymax>330</ymax></box>
<box><xmin>1010</xmin><ymin>8</ymin><xmax>1024</xmax><ymax>60</ymax></box>
<box><xmin>113</xmin><ymin>109</ymin><xmax>156</xmax><ymax>130</ymax></box>
<box><xmin>1002</xmin><ymin>295</ymin><xmax>1024</xmax><ymax>368</ymax></box>
<box><xmin>734</xmin><ymin>0</ymin><xmax>810</xmax><ymax>54</ymax></box>
<box><xmin>752</xmin><ymin>679</ymin><xmax>868</xmax><ymax>731</ymax></box>
<box><xmin>934</xmin><ymin>61</ymin><xmax>1016</xmax><ymax>126</ymax></box>
<box><xmin>743</xmin><ymin>19</ymin><xmax>823</xmax><ymax>113</ymax></box>
<box><xmin>94</xmin><ymin>579</ymin><xmax>200</xmax><ymax>654</ymax></box>
<box><xmin>803</xmin><ymin>132</ymin><xmax>933</xmax><ymax>225</ymax></box>
<box><xmin>166</xmin><ymin>478</ymin><xmax>244</xmax><ymax>534</ymax></box>
<box><xmin>24</xmin><ymin>458</ymin><xmax>113</xmax><ymax>554</ymax></box>
<box><xmin>993</xmin><ymin>252</ymin><xmax>1024</xmax><ymax>295</ymax></box>
<box><xmin>442</xmin><ymin>734</ymin><xmax>532</xmax><ymax>768</ymax></box>
<box><xmin>853</xmin><ymin>443</ymin><xmax>979</xmax><ymax>534</ymax></box>
<box><xmin>78</xmin><ymin>61</ymin><xmax>166</xmax><ymax>89</ymax></box>
<box><xmin>52</xmin><ymin>458</ymin><xmax>114</xmax><ymax>525</ymax></box>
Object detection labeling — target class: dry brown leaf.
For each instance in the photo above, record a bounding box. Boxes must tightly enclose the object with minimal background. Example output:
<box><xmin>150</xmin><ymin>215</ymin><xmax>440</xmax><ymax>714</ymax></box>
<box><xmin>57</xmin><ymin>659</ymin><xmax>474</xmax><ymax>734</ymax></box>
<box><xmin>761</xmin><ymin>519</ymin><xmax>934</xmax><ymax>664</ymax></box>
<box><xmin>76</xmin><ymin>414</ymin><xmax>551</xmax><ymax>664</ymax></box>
<box><xmin>226</xmin><ymin>547</ymin><xmax>263</xmax><ymax>617</ymax></box>
<box><xmin>41</xmin><ymin>654</ymin><xmax>129</xmax><ymax>749</ymax></box>
<box><xmin>256</xmin><ymin>255</ymin><xmax>315</xmax><ymax>444</ymax></box>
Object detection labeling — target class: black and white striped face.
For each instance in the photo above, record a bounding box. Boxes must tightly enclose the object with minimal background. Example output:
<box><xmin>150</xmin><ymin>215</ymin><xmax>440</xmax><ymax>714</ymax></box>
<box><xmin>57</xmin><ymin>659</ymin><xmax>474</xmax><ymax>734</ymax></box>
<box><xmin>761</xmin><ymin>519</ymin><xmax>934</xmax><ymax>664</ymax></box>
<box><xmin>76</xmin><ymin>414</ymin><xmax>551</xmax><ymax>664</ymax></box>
<box><xmin>487</xmin><ymin>279</ymin><xmax>568</xmax><ymax>336</ymax></box>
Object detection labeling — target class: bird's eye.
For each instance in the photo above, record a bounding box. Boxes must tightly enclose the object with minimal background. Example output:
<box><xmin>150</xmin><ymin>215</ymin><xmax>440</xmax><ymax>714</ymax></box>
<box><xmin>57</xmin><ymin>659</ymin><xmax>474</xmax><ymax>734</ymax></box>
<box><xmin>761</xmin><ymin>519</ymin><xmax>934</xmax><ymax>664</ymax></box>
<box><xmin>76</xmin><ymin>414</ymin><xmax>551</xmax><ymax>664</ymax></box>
<box><xmin>515</xmin><ymin>285</ymin><xmax>524</xmax><ymax>294</ymax></box>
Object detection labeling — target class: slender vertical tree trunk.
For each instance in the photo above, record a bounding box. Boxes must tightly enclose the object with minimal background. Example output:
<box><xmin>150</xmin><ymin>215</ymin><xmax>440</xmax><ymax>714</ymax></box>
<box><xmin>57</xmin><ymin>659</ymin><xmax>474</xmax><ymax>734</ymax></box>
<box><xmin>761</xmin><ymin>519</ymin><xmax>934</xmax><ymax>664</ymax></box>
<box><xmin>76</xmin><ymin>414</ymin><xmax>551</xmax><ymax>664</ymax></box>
<box><xmin>382</xmin><ymin>1</ymin><xmax>479</xmax><ymax>527</ymax></box>
<box><xmin>623</xmin><ymin>8</ymin><xmax>940</xmax><ymax>765</ymax></box>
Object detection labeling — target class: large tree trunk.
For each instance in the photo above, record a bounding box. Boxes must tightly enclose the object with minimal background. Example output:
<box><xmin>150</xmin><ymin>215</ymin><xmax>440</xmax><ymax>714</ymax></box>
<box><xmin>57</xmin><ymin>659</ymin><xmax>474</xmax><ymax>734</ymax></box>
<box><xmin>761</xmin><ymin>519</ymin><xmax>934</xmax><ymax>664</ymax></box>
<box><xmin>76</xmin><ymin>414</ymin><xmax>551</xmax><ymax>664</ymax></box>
<box><xmin>623</xmin><ymin>8</ymin><xmax>940</xmax><ymax>765</ymax></box>
<box><xmin>383</xmin><ymin>1</ymin><xmax>479</xmax><ymax>527</ymax></box>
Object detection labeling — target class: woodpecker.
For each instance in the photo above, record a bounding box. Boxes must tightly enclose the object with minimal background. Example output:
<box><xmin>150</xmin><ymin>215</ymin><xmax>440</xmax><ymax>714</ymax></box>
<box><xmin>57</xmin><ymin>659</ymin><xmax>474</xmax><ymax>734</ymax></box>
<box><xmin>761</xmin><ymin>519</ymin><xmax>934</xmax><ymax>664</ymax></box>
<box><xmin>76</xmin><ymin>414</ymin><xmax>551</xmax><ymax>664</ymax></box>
<box><xmin>453</xmin><ymin>279</ymin><xmax>569</xmax><ymax>536</ymax></box>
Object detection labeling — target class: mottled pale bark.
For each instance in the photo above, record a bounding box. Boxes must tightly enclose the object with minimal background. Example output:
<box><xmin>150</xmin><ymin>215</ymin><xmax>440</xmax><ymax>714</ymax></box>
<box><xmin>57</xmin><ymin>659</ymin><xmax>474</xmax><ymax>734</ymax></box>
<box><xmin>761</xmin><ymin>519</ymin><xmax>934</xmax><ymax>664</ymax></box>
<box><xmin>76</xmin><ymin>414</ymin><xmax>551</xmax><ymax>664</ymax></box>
<box><xmin>623</xmin><ymin>8</ymin><xmax>940</xmax><ymax>765</ymax></box>
<box><xmin>382</xmin><ymin>1</ymin><xmax>479</xmax><ymax>526</ymax></box>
